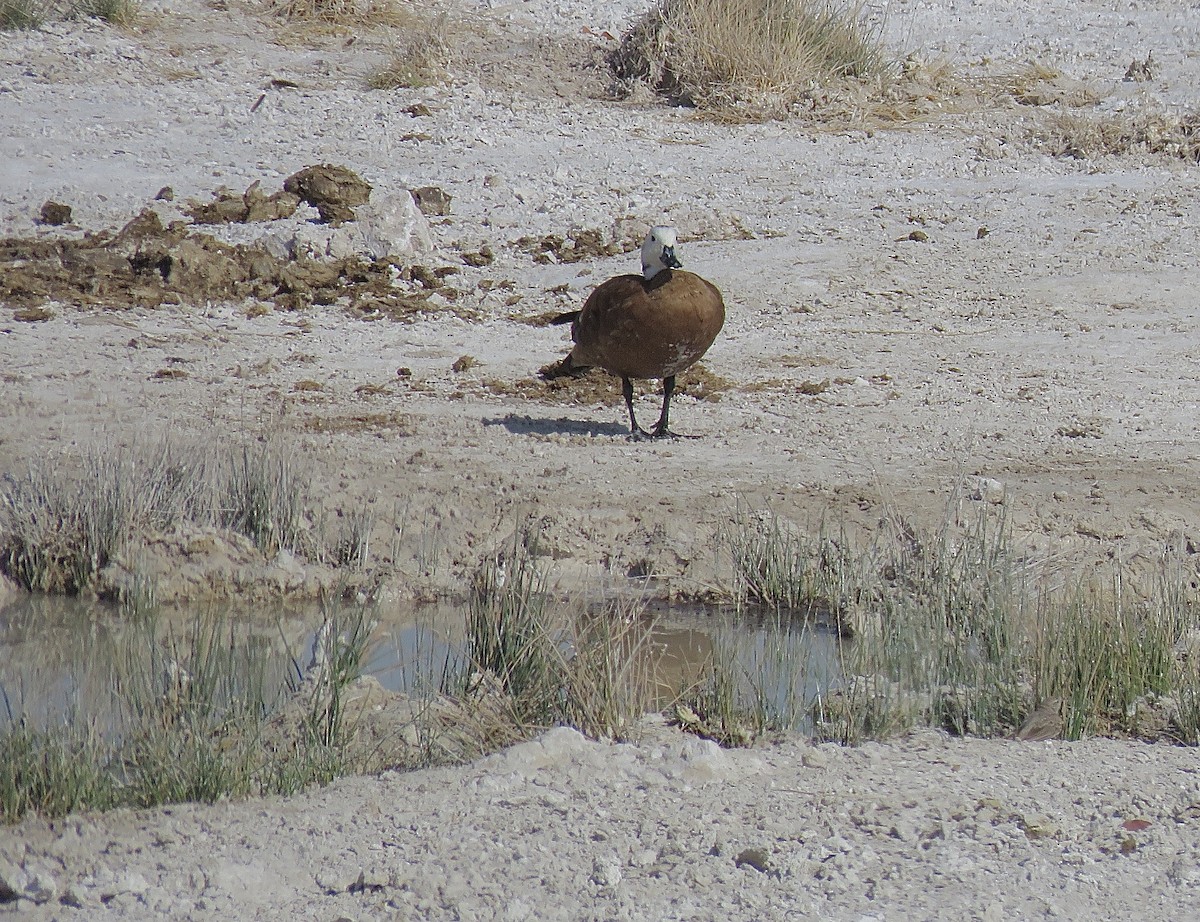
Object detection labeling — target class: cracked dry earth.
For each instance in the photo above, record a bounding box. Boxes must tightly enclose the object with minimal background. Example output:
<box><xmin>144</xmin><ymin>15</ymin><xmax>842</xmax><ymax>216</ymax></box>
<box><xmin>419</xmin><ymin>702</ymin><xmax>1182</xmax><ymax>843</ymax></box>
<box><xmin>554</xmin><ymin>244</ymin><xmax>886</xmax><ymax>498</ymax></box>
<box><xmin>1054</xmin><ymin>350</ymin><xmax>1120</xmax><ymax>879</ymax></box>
<box><xmin>4</xmin><ymin>0</ymin><xmax>1200</xmax><ymax>917</ymax></box>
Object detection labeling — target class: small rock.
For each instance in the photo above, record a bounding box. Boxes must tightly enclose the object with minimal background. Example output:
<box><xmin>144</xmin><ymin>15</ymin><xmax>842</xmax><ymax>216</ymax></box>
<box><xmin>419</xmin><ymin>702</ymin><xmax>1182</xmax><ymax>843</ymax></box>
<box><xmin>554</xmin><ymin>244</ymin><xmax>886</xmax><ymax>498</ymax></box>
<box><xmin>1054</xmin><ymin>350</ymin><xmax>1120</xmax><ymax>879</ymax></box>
<box><xmin>283</xmin><ymin>164</ymin><xmax>372</xmax><ymax>224</ymax></box>
<box><xmin>800</xmin><ymin>744</ymin><xmax>832</xmax><ymax>768</ymax></box>
<box><xmin>269</xmin><ymin>192</ymin><xmax>432</xmax><ymax>262</ymax></box>
<box><xmin>1013</xmin><ymin>698</ymin><xmax>1063</xmax><ymax>742</ymax></box>
<box><xmin>60</xmin><ymin>883</ymin><xmax>92</xmax><ymax>908</ymax></box>
<box><xmin>0</xmin><ymin>857</ymin><xmax>28</xmax><ymax>902</ymax></box>
<box><xmin>1124</xmin><ymin>53</ymin><xmax>1155</xmax><ymax>82</ymax></box>
<box><xmin>462</xmin><ymin>244</ymin><xmax>494</xmax><ymax>267</ymax></box>
<box><xmin>590</xmin><ymin>855</ymin><xmax>622</xmax><ymax>888</ymax></box>
<box><xmin>630</xmin><ymin>849</ymin><xmax>657</xmax><ymax>868</ymax></box>
<box><xmin>24</xmin><ymin>867</ymin><xmax>59</xmax><ymax>904</ymax></box>
<box><xmin>1018</xmin><ymin>812</ymin><xmax>1061</xmax><ymax>840</ymax></box>
<box><xmin>734</xmin><ymin>847</ymin><xmax>772</xmax><ymax>874</ymax></box>
<box><xmin>38</xmin><ymin>200</ymin><xmax>72</xmax><ymax>225</ymax></box>
<box><xmin>411</xmin><ymin>185</ymin><xmax>451</xmax><ymax>216</ymax></box>
<box><xmin>966</xmin><ymin>476</ymin><xmax>1005</xmax><ymax>504</ymax></box>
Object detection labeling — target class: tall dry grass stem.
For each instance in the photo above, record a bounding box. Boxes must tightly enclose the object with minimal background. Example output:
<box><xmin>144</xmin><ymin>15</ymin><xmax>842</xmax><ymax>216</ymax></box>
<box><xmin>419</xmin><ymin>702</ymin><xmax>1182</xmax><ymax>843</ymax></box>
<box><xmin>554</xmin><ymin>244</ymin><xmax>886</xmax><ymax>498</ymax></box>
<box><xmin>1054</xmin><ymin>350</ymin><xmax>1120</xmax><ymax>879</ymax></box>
<box><xmin>459</xmin><ymin>524</ymin><xmax>663</xmax><ymax>740</ymax></box>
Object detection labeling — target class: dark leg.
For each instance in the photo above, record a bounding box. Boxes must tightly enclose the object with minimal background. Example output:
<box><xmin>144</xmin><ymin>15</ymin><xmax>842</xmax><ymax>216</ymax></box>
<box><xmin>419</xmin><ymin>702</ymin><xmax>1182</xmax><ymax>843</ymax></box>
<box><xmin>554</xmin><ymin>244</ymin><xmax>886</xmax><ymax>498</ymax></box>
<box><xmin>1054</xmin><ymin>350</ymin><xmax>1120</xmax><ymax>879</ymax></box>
<box><xmin>651</xmin><ymin>375</ymin><xmax>680</xmax><ymax>438</ymax></box>
<box><xmin>623</xmin><ymin>377</ymin><xmax>650</xmax><ymax>439</ymax></box>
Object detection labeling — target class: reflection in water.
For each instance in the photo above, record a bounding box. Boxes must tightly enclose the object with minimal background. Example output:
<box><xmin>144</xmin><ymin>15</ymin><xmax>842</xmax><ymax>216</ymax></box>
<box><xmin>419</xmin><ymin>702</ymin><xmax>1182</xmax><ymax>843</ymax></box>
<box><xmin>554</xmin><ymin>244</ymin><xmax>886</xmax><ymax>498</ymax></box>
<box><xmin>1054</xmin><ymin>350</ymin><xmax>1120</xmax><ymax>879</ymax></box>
<box><xmin>0</xmin><ymin>594</ymin><xmax>318</xmax><ymax>729</ymax></box>
<box><xmin>0</xmin><ymin>593</ymin><xmax>121</xmax><ymax>725</ymax></box>
<box><xmin>1</xmin><ymin>593</ymin><xmax>843</xmax><ymax>733</ymax></box>
<box><xmin>359</xmin><ymin>602</ymin><xmax>464</xmax><ymax>695</ymax></box>
<box><xmin>648</xmin><ymin>604</ymin><xmax>843</xmax><ymax>730</ymax></box>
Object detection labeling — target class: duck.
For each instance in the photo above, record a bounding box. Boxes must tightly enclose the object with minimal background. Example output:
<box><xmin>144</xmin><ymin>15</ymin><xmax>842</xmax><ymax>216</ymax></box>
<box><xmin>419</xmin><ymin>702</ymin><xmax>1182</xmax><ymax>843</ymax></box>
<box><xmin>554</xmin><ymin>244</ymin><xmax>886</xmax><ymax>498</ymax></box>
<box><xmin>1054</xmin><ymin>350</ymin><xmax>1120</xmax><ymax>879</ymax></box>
<box><xmin>542</xmin><ymin>225</ymin><xmax>725</xmax><ymax>440</ymax></box>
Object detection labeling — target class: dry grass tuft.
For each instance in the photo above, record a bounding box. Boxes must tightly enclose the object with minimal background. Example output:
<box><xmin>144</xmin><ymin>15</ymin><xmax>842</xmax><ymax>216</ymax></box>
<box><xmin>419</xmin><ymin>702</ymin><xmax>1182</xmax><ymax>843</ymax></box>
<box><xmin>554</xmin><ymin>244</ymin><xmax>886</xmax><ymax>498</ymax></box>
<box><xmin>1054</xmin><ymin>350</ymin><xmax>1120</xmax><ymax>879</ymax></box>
<box><xmin>366</xmin><ymin>13</ymin><xmax>453</xmax><ymax>89</ymax></box>
<box><xmin>609</xmin><ymin>0</ymin><xmax>892</xmax><ymax>117</ymax></box>
<box><xmin>267</xmin><ymin>0</ymin><xmax>400</xmax><ymax>25</ymax></box>
<box><xmin>1038</xmin><ymin>108</ymin><xmax>1200</xmax><ymax>162</ymax></box>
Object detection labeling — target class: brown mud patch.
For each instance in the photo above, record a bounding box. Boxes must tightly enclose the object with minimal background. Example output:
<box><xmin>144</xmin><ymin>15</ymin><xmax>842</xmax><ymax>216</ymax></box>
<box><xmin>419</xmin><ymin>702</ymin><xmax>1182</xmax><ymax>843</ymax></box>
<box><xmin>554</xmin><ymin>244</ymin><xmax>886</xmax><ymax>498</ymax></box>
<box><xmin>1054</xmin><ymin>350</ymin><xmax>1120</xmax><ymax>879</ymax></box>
<box><xmin>1</xmin><ymin>168</ymin><xmax>453</xmax><ymax>320</ymax></box>
<box><xmin>483</xmin><ymin>363</ymin><xmax>735</xmax><ymax>407</ymax></box>
<box><xmin>302</xmin><ymin>410</ymin><xmax>419</xmax><ymax>436</ymax></box>
<box><xmin>515</xmin><ymin>228</ymin><xmax>634</xmax><ymax>264</ymax></box>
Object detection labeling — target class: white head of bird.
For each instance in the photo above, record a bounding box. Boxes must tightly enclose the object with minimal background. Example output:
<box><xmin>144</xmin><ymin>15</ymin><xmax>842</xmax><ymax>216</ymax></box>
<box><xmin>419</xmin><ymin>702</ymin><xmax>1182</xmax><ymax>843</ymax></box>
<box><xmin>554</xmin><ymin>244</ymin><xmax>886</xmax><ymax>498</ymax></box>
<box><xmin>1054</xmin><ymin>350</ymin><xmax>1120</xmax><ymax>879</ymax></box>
<box><xmin>640</xmin><ymin>225</ymin><xmax>683</xmax><ymax>281</ymax></box>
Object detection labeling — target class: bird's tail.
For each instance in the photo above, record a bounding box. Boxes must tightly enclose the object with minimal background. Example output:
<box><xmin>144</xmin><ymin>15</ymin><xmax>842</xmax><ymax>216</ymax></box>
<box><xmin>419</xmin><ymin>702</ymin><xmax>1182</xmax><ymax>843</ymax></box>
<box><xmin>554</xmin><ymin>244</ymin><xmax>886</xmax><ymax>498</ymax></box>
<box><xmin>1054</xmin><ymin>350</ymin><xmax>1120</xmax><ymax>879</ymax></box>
<box><xmin>540</xmin><ymin>311</ymin><xmax>588</xmax><ymax>379</ymax></box>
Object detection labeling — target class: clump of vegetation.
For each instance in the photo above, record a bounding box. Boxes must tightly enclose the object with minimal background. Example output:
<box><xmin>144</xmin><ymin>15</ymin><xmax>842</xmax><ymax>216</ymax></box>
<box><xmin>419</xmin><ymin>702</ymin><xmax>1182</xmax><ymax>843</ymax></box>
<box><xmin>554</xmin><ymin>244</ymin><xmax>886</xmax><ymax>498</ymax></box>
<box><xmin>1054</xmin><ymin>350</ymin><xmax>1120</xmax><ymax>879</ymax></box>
<box><xmin>725</xmin><ymin>507</ymin><xmax>862</xmax><ymax>621</ymax></box>
<box><xmin>0</xmin><ymin>0</ymin><xmax>45</xmax><ymax>29</ymax></box>
<box><xmin>265</xmin><ymin>0</ymin><xmax>426</xmax><ymax>30</ymax></box>
<box><xmin>71</xmin><ymin>0</ymin><xmax>138</xmax><ymax>26</ymax></box>
<box><xmin>0</xmin><ymin>439</ymin><xmax>375</xmax><ymax>595</ymax></box>
<box><xmin>0</xmin><ymin>0</ymin><xmax>140</xmax><ymax>30</ymax></box>
<box><xmin>268</xmin><ymin>0</ymin><xmax>378</xmax><ymax>23</ymax></box>
<box><xmin>609</xmin><ymin>0</ymin><xmax>892</xmax><ymax>116</ymax></box>
<box><xmin>1039</xmin><ymin>108</ymin><xmax>1200</xmax><ymax>162</ymax></box>
<box><xmin>0</xmin><ymin>448</ymin><xmax>187</xmax><ymax>594</ymax></box>
<box><xmin>719</xmin><ymin>502</ymin><xmax>1200</xmax><ymax>744</ymax></box>
<box><xmin>222</xmin><ymin>441</ymin><xmax>307</xmax><ymax>556</ymax></box>
<box><xmin>366</xmin><ymin>16</ymin><xmax>452</xmax><ymax>89</ymax></box>
<box><xmin>453</xmin><ymin>525</ymin><xmax>662</xmax><ymax>742</ymax></box>
<box><xmin>0</xmin><ymin>603</ymin><xmax>374</xmax><ymax>823</ymax></box>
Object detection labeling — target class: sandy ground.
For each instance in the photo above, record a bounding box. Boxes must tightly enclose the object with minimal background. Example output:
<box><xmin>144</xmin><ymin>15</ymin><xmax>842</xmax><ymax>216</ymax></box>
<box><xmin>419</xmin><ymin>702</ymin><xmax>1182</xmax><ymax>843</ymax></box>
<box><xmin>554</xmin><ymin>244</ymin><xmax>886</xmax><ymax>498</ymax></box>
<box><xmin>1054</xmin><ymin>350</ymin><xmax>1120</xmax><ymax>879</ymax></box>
<box><xmin>3</xmin><ymin>0</ymin><xmax>1200</xmax><ymax>916</ymax></box>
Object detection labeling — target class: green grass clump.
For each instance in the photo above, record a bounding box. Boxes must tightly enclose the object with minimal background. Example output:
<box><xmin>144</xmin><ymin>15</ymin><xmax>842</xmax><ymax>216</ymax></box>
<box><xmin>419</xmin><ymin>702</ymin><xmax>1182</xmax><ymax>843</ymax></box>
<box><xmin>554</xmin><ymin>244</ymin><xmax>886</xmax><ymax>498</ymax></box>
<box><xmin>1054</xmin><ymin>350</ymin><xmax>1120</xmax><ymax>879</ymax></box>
<box><xmin>221</xmin><ymin>441</ymin><xmax>307</xmax><ymax>555</ymax></box>
<box><xmin>0</xmin><ymin>0</ymin><xmax>45</xmax><ymax>29</ymax></box>
<box><xmin>455</xmin><ymin>524</ymin><xmax>661</xmax><ymax>742</ymax></box>
<box><xmin>464</xmin><ymin>532</ymin><xmax>560</xmax><ymax>723</ymax></box>
<box><xmin>0</xmin><ymin>720</ymin><xmax>116</xmax><ymax>820</ymax></box>
<box><xmin>610</xmin><ymin>0</ymin><xmax>891</xmax><ymax>115</ymax></box>
<box><xmin>1</xmin><ymin>603</ymin><xmax>375</xmax><ymax>824</ymax></box>
<box><xmin>0</xmin><ymin>447</ymin><xmax>192</xmax><ymax>594</ymax></box>
<box><xmin>0</xmin><ymin>438</ymin><xmax>377</xmax><ymax>595</ymax></box>
<box><xmin>71</xmin><ymin>0</ymin><xmax>138</xmax><ymax>25</ymax></box>
<box><xmin>721</xmin><ymin>501</ymin><xmax>1200</xmax><ymax>745</ymax></box>
<box><xmin>1</xmin><ymin>0</ymin><xmax>140</xmax><ymax>29</ymax></box>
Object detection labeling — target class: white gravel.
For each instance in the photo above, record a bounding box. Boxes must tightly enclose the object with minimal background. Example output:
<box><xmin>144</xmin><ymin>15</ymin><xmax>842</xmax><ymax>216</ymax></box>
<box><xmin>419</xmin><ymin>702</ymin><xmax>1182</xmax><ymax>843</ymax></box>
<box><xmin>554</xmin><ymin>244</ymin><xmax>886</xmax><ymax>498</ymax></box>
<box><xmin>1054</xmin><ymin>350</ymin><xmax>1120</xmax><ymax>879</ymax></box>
<box><xmin>6</xmin><ymin>723</ymin><xmax>1200</xmax><ymax>919</ymax></box>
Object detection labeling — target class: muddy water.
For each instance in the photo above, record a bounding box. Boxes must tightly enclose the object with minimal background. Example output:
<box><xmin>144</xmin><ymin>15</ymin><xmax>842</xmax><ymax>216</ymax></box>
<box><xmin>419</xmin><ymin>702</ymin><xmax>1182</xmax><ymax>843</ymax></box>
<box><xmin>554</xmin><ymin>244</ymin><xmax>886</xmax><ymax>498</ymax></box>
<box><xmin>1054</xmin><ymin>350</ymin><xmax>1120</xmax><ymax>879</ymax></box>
<box><xmin>0</xmin><ymin>594</ymin><xmax>312</xmax><ymax>727</ymax></box>
<box><xmin>0</xmin><ymin>594</ymin><xmax>843</xmax><ymax>731</ymax></box>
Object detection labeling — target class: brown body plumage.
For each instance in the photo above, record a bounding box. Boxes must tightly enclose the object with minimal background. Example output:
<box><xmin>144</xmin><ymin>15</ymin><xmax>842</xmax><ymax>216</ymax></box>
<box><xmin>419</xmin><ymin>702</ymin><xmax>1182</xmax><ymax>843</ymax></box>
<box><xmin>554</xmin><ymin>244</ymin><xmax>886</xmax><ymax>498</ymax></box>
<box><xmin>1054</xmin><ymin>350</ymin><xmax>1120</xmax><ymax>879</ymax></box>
<box><xmin>544</xmin><ymin>226</ymin><xmax>725</xmax><ymax>439</ymax></box>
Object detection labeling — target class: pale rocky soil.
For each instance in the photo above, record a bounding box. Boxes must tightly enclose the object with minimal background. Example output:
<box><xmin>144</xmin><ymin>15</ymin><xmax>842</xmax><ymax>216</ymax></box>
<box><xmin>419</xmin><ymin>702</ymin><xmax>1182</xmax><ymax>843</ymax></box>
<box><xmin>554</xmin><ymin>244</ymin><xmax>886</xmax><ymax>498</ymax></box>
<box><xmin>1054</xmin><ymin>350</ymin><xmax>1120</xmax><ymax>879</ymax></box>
<box><xmin>3</xmin><ymin>0</ymin><xmax>1200</xmax><ymax>916</ymax></box>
